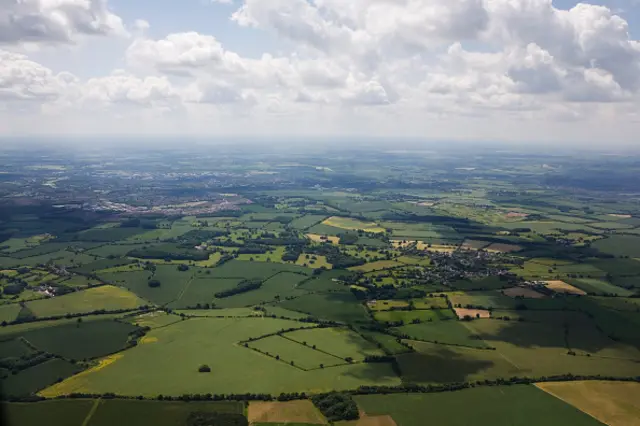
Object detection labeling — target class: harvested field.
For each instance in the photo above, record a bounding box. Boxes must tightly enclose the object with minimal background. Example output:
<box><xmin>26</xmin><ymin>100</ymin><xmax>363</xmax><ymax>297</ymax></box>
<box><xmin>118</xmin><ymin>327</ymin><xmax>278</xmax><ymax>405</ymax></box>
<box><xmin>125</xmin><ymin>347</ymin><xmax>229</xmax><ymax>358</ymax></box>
<box><xmin>454</xmin><ymin>308</ymin><xmax>490</xmax><ymax>319</ymax></box>
<box><xmin>536</xmin><ymin>380</ymin><xmax>640</xmax><ymax>426</ymax></box>
<box><xmin>506</xmin><ymin>212</ymin><xmax>529</xmax><ymax>218</ymax></box>
<box><xmin>338</xmin><ymin>414</ymin><xmax>398</xmax><ymax>426</ymax></box>
<box><xmin>322</xmin><ymin>217</ymin><xmax>385</xmax><ymax>233</ymax></box>
<box><xmin>485</xmin><ymin>243</ymin><xmax>522</xmax><ymax>253</ymax></box>
<box><xmin>503</xmin><ymin>286</ymin><xmax>547</xmax><ymax>299</ymax></box>
<box><xmin>545</xmin><ymin>280</ymin><xmax>587</xmax><ymax>296</ymax></box>
<box><xmin>460</xmin><ymin>240</ymin><xmax>490</xmax><ymax>250</ymax></box>
<box><xmin>248</xmin><ymin>400</ymin><xmax>327</xmax><ymax>424</ymax></box>
<box><xmin>306</xmin><ymin>234</ymin><xmax>340</xmax><ymax>244</ymax></box>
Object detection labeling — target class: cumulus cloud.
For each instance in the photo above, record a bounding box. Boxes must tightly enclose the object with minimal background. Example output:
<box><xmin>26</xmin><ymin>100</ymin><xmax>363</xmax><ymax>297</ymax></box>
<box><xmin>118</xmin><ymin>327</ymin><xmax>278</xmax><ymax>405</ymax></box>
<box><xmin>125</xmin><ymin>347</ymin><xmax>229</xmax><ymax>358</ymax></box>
<box><xmin>2</xmin><ymin>0</ymin><xmax>640</xmax><ymax>141</ymax></box>
<box><xmin>0</xmin><ymin>0</ymin><xmax>127</xmax><ymax>45</ymax></box>
<box><xmin>0</xmin><ymin>49</ymin><xmax>77</xmax><ymax>101</ymax></box>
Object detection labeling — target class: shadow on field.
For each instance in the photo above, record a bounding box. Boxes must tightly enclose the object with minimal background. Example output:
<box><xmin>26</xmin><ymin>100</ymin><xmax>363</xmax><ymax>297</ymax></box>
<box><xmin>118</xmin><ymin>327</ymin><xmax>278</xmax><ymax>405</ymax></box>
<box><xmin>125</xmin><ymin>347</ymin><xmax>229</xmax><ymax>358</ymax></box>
<box><xmin>394</xmin><ymin>348</ymin><xmax>496</xmax><ymax>384</ymax></box>
<box><xmin>469</xmin><ymin>303</ymin><xmax>640</xmax><ymax>355</ymax></box>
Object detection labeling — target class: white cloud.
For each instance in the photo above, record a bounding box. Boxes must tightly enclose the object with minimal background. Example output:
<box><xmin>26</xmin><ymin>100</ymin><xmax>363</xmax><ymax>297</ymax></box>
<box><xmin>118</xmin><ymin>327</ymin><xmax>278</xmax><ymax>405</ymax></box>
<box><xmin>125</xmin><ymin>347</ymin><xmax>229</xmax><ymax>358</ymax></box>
<box><xmin>0</xmin><ymin>49</ymin><xmax>77</xmax><ymax>101</ymax></box>
<box><xmin>0</xmin><ymin>0</ymin><xmax>127</xmax><ymax>45</ymax></box>
<box><xmin>2</xmin><ymin>0</ymin><xmax>640</xmax><ymax>143</ymax></box>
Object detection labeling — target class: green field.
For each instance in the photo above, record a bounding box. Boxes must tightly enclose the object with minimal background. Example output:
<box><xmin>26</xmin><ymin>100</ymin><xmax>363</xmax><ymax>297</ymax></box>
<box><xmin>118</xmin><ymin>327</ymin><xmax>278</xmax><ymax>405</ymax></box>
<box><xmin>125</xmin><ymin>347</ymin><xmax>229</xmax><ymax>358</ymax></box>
<box><xmin>213</xmin><ymin>272</ymin><xmax>310</xmax><ymax>308</ymax></box>
<box><xmin>0</xmin><ymin>337</ymin><xmax>34</xmax><ymax>358</ymax></box>
<box><xmin>0</xmin><ymin>304</ymin><xmax>22</xmax><ymax>323</ymax></box>
<box><xmin>567</xmin><ymin>278</ymin><xmax>634</xmax><ymax>296</ymax></box>
<box><xmin>280</xmin><ymin>292</ymin><xmax>370</xmax><ymax>325</ymax></box>
<box><xmin>1</xmin><ymin>358</ymin><xmax>82</xmax><ymax>397</ymax></box>
<box><xmin>2</xmin><ymin>400</ymin><xmax>94</xmax><ymax>426</ymax></box>
<box><xmin>167</xmin><ymin>277</ymin><xmax>244</xmax><ymax>308</ymax></box>
<box><xmin>394</xmin><ymin>320</ymin><xmax>490</xmax><ymax>348</ymax></box>
<box><xmin>249</xmin><ymin>334</ymin><xmax>344</xmax><ymax>369</ymax></box>
<box><xmin>353</xmin><ymin>385</ymin><xmax>603</xmax><ymax>426</ymax></box>
<box><xmin>39</xmin><ymin>317</ymin><xmax>400</xmax><ymax>397</ymax></box>
<box><xmin>207</xmin><ymin>260</ymin><xmax>311</xmax><ymax>279</ymax></box>
<box><xmin>290</xmin><ymin>215</ymin><xmax>328</xmax><ymax>230</ymax></box>
<box><xmin>99</xmin><ymin>267</ymin><xmax>191</xmax><ymax>306</ymax></box>
<box><xmin>374</xmin><ymin>309</ymin><xmax>455</xmax><ymax>324</ymax></box>
<box><xmin>594</xmin><ymin>235</ymin><xmax>640</xmax><ymax>257</ymax></box>
<box><xmin>25</xmin><ymin>285</ymin><xmax>147</xmax><ymax>318</ymax></box>
<box><xmin>19</xmin><ymin>319</ymin><xmax>138</xmax><ymax>360</ymax></box>
<box><xmin>284</xmin><ymin>327</ymin><xmax>385</xmax><ymax>361</ymax></box>
<box><xmin>1</xmin><ymin>399</ymin><xmax>243</xmax><ymax>426</ymax></box>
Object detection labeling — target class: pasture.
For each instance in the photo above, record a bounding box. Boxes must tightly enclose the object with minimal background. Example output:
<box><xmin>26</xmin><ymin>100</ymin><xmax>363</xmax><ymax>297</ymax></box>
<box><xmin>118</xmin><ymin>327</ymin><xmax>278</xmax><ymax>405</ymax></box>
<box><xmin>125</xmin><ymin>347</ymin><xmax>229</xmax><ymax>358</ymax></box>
<box><xmin>353</xmin><ymin>385</ymin><xmax>603</xmax><ymax>426</ymax></box>
<box><xmin>248</xmin><ymin>335</ymin><xmax>344</xmax><ymax>369</ymax></box>
<box><xmin>395</xmin><ymin>321</ymin><xmax>490</xmax><ymax>348</ymax></box>
<box><xmin>296</xmin><ymin>254</ymin><xmax>332</xmax><ymax>269</ymax></box>
<box><xmin>38</xmin><ymin>317</ymin><xmax>400</xmax><ymax>397</ymax></box>
<box><xmin>100</xmin><ymin>266</ymin><xmax>192</xmax><ymax>306</ymax></box>
<box><xmin>213</xmin><ymin>272</ymin><xmax>309</xmax><ymax>308</ymax></box>
<box><xmin>349</xmin><ymin>260</ymin><xmax>404</xmax><ymax>272</ymax></box>
<box><xmin>168</xmin><ymin>278</ymin><xmax>244</xmax><ymax>309</ymax></box>
<box><xmin>374</xmin><ymin>309</ymin><xmax>455</xmax><ymax>324</ymax></box>
<box><xmin>290</xmin><ymin>215</ymin><xmax>328</xmax><ymax>230</ymax></box>
<box><xmin>1</xmin><ymin>358</ymin><xmax>81</xmax><ymax>397</ymax></box>
<box><xmin>19</xmin><ymin>319</ymin><xmax>138</xmax><ymax>360</ymax></box>
<box><xmin>280</xmin><ymin>292</ymin><xmax>371</xmax><ymax>325</ymax></box>
<box><xmin>2</xmin><ymin>400</ymin><xmax>94</xmax><ymax>426</ymax></box>
<box><xmin>594</xmin><ymin>235</ymin><xmax>640</xmax><ymax>257</ymax></box>
<box><xmin>25</xmin><ymin>285</ymin><xmax>147</xmax><ymax>318</ymax></box>
<box><xmin>285</xmin><ymin>327</ymin><xmax>385</xmax><ymax>360</ymax></box>
<box><xmin>566</xmin><ymin>278</ymin><xmax>634</xmax><ymax>296</ymax></box>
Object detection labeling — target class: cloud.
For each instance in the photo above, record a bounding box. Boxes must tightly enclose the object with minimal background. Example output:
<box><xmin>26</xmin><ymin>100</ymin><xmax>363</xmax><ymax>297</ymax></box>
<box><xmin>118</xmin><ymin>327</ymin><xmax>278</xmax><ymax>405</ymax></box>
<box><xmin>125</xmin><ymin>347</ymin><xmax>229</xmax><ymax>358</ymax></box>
<box><xmin>2</xmin><ymin>0</ymin><xmax>640</xmax><ymax>142</ymax></box>
<box><xmin>0</xmin><ymin>0</ymin><xmax>127</xmax><ymax>45</ymax></box>
<box><xmin>0</xmin><ymin>49</ymin><xmax>77</xmax><ymax>101</ymax></box>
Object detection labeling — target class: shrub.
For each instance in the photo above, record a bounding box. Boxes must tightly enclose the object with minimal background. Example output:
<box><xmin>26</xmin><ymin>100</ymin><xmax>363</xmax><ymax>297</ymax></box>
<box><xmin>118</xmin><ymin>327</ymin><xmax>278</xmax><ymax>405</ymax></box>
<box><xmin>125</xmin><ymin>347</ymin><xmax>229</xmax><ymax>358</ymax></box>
<box><xmin>148</xmin><ymin>279</ymin><xmax>161</xmax><ymax>288</ymax></box>
<box><xmin>198</xmin><ymin>364</ymin><xmax>211</xmax><ymax>373</ymax></box>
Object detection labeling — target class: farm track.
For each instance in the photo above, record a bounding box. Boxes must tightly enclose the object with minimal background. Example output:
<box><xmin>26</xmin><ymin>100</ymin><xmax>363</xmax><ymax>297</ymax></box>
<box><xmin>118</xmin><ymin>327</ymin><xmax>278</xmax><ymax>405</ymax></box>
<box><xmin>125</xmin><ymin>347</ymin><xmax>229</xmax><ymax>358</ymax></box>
<box><xmin>81</xmin><ymin>399</ymin><xmax>102</xmax><ymax>426</ymax></box>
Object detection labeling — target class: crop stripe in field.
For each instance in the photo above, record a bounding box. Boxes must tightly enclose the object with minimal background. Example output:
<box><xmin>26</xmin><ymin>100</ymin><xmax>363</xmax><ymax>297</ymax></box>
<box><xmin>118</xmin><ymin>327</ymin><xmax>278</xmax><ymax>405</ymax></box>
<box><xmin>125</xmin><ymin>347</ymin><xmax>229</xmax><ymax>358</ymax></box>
<box><xmin>169</xmin><ymin>275</ymin><xmax>195</xmax><ymax>306</ymax></box>
<box><xmin>81</xmin><ymin>398</ymin><xmax>102</xmax><ymax>426</ymax></box>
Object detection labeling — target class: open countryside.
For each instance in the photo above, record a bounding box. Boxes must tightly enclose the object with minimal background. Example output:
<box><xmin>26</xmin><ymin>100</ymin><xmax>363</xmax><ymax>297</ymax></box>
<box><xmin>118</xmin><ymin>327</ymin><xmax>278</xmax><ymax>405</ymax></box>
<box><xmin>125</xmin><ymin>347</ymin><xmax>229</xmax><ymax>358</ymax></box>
<box><xmin>1</xmin><ymin>146</ymin><xmax>640</xmax><ymax>425</ymax></box>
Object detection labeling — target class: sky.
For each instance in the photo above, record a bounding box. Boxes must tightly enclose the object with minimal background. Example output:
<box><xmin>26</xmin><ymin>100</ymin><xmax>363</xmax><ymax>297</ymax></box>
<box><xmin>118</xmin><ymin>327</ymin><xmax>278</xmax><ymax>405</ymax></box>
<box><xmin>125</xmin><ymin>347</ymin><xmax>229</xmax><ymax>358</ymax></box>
<box><xmin>1</xmin><ymin>0</ymin><xmax>640</xmax><ymax>145</ymax></box>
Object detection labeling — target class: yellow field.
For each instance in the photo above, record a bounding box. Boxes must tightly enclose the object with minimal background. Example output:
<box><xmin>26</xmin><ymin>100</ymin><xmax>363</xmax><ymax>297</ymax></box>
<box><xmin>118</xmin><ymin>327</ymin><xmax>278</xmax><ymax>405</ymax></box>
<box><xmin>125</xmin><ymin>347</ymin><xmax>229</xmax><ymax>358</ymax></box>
<box><xmin>323</xmin><ymin>217</ymin><xmax>386</xmax><ymax>233</ymax></box>
<box><xmin>485</xmin><ymin>243</ymin><xmax>523</xmax><ymax>253</ymax></box>
<box><xmin>140</xmin><ymin>336</ymin><xmax>159</xmax><ymax>344</ymax></box>
<box><xmin>454</xmin><ymin>308</ymin><xmax>491</xmax><ymax>319</ymax></box>
<box><xmin>248</xmin><ymin>400</ymin><xmax>327</xmax><ymax>424</ymax></box>
<box><xmin>426</xmin><ymin>245</ymin><xmax>457</xmax><ymax>253</ymax></box>
<box><xmin>306</xmin><ymin>234</ymin><xmax>340</xmax><ymax>244</ymax></box>
<box><xmin>545</xmin><ymin>280</ymin><xmax>587</xmax><ymax>296</ymax></box>
<box><xmin>536</xmin><ymin>381</ymin><xmax>640</xmax><ymax>426</ymax></box>
<box><xmin>296</xmin><ymin>254</ymin><xmax>332</xmax><ymax>269</ymax></box>
<box><xmin>39</xmin><ymin>354</ymin><xmax>124</xmax><ymax>397</ymax></box>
